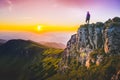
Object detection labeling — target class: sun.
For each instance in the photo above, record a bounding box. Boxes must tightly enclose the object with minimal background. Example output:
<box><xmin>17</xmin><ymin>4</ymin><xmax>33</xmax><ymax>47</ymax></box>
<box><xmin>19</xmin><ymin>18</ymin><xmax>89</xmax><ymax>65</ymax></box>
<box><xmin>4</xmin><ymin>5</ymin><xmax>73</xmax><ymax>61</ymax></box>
<box><xmin>37</xmin><ymin>25</ymin><xmax>42</xmax><ymax>31</ymax></box>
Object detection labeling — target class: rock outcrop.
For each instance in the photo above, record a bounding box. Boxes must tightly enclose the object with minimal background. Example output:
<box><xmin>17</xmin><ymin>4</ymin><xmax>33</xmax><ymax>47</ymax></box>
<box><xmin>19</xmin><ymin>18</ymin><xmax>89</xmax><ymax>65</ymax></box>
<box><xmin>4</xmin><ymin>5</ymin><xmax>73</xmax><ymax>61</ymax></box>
<box><xmin>62</xmin><ymin>17</ymin><xmax>120</xmax><ymax>68</ymax></box>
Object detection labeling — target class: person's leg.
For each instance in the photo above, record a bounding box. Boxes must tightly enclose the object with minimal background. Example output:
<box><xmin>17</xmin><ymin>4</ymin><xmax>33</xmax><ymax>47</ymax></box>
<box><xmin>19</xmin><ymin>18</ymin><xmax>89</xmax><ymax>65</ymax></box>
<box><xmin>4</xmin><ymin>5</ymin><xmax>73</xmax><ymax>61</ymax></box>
<box><xmin>88</xmin><ymin>20</ymin><xmax>89</xmax><ymax>24</ymax></box>
<box><xmin>86</xmin><ymin>20</ymin><xmax>89</xmax><ymax>24</ymax></box>
<box><xmin>86</xmin><ymin>19</ymin><xmax>87</xmax><ymax>23</ymax></box>
<box><xmin>86</xmin><ymin>20</ymin><xmax>88</xmax><ymax>24</ymax></box>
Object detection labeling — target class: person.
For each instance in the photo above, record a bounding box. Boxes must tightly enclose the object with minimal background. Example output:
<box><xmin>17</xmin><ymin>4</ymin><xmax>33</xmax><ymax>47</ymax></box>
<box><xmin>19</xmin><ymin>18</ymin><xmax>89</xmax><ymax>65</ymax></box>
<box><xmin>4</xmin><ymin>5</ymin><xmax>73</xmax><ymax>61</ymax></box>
<box><xmin>86</xmin><ymin>11</ymin><xmax>90</xmax><ymax>24</ymax></box>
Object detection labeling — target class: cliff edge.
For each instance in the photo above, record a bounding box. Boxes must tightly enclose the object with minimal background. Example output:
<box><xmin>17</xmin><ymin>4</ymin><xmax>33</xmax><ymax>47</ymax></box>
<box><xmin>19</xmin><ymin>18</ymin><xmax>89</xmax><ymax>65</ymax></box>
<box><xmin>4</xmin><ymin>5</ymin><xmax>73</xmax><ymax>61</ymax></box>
<box><xmin>61</xmin><ymin>17</ymin><xmax>120</xmax><ymax>69</ymax></box>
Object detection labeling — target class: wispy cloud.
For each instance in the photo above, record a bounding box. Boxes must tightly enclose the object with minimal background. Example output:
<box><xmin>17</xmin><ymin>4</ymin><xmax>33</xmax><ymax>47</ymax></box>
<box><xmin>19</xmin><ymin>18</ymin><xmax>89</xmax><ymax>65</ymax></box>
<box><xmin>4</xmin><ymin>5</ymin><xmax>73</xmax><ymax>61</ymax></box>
<box><xmin>6</xmin><ymin>0</ymin><xmax>13</xmax><ymax>11</ymax></box>
<box><xmin>0</xmin><ymin>0</ymin><xmax>13</xmax><ymax>11</ymax></box>
<box><xmin>56</xmin><ymin>0</ymin><xmax>95</xmax><ymax>7</ymax></box>
<box><xmin>0</xmin><ymin>0</ymin><xmax>8</xmax><ymax>8</ymax></box>
<box><xmin>56</xmin><ymin>0</ymin><xmax>120</xmax><ymax>9</ymax></box>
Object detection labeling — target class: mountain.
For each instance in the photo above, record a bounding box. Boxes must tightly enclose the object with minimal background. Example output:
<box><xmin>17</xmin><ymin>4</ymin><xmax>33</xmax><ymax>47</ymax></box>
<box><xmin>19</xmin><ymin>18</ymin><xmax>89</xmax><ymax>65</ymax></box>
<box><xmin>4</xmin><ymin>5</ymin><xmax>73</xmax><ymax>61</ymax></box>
<box><xmin>0</xmin><ymin>39</ymin><xmax>63</xmax><ymax>80</ymax></box>
<box><xmin>48</xmin><ymin>17</ymin><xmax>120</xmax><ymax>80</ymax></box>
<box><xmin>40</xmin><ymin>41</ymin><xmax>65</xmax><ymax>49</ymax></box>
<box><xmin>0</xmin><ymin>39</ymin><xmax>7</xmax><ymax>46</ymax></box>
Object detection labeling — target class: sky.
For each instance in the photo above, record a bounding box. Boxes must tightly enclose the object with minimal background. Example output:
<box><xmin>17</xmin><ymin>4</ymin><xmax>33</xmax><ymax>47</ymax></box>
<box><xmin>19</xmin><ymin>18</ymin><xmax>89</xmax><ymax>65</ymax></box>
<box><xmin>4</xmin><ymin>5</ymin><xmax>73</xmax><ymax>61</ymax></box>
<box><xmin>0</xmin><ymin>0</ymin><xmax>120</xmax><ymax>44</ymax></box>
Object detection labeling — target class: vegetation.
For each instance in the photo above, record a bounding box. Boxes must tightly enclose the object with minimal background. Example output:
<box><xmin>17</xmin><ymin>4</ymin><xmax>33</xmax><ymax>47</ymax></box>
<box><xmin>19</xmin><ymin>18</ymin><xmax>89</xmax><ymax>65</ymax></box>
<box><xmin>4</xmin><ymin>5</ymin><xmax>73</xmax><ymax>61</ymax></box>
<box><xmin>48</xmin><ymin>49</ymin><xmax>120</xmax><ymax>80</ymax></box>
<box><xmin>0</xmin><ymin>39</ymin><xmax>119</xmax><ymax>80</ymax></box>
<box><xmin>0</xmin><ymin>39</ymin><xmax>63</xmax><ymax>80</ymax></box>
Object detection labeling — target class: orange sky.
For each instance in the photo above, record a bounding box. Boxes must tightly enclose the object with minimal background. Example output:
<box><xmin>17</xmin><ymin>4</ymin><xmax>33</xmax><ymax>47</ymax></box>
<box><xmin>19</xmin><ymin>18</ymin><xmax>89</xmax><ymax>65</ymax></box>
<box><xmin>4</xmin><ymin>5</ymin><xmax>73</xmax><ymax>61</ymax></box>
<box><xmin>0</xmin><ymin>0</ymin><xmax>119</xmax><ymax>34</ymax></box>
<box><xmin>0</xmin><ymin>23</ymin><xmax>79</xmax><ymax>34</ymax></box>
<box><xmin>0</xmin><ymin>0</ymin><xmax>119</xmax><ymax>44</ymax></box>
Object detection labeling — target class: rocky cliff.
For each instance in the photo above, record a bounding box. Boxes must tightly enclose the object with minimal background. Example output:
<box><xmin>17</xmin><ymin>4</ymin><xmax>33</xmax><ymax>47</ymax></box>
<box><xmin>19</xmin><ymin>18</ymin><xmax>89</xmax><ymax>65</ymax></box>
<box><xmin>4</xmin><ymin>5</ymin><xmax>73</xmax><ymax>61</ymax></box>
<box><xmin>61</xmin><ymin>17</ymin><xmax>120</xmax><ymax>68</ymax></box>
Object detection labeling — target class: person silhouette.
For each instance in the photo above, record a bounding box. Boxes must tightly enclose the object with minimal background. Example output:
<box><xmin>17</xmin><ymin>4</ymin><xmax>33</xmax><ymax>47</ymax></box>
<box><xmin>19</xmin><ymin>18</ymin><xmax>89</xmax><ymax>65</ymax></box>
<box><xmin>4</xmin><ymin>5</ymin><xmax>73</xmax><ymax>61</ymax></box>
<box><xmin>86</xmin><ymin>11</ymin><xmax>90</xmax><ymax>24</ymax></box>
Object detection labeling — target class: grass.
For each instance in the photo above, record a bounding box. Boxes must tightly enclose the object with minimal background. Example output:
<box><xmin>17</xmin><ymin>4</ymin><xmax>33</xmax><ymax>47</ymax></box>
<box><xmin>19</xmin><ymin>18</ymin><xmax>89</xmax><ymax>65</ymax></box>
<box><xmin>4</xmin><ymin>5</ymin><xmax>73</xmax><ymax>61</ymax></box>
<box><xmin>0</xmin><ymin>39</ymin><xmax>64</xmax><ymax>80</ymax></box>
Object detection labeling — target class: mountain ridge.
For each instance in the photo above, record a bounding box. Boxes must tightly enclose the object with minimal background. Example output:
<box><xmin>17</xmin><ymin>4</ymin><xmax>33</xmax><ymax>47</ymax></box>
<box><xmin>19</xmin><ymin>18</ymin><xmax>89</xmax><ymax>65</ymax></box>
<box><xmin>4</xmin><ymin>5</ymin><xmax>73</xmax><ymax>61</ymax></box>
<box><xmin>39</xmin><ymin>41</ymin><xmax>65</xmax><ymax>49</ymax></box>
<box><xmin>0</xmin><ymin>39</ymin><xmax>7</xmax><ymax>46</ymax></box>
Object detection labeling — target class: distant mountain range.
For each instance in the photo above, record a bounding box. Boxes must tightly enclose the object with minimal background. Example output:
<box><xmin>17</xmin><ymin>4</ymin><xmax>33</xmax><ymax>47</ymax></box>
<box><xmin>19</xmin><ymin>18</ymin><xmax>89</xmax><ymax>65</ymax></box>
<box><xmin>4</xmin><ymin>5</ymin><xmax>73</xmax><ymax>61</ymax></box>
<box><xmin>0</xmin><ymin>39</ymin><xmax>65</xmax><ymax>49</ymax></box>
<box><xmin>0</xmin><ymin>39</ymin><xmax>7</xmax><ymax>45</ymax></box>
<box><xmin>40</xmin><ymin>41</ymin><xmax>65</xmax><ymax>49</ymax></box>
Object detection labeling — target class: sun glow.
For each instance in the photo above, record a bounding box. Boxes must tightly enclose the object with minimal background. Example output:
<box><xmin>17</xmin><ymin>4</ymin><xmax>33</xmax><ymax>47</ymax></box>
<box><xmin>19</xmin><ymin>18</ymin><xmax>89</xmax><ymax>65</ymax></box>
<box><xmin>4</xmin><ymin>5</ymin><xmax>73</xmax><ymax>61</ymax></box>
<box><xmin>37</xmin><ymin>25</ymin><xmax>42</xmax><ymax>31</ymax></box>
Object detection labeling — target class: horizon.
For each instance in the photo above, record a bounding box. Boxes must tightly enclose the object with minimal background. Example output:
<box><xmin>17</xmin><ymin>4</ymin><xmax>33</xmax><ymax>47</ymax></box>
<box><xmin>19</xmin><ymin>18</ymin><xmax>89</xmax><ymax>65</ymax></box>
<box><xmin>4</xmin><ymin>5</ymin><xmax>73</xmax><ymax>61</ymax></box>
<box><xmin>0</xmin><ymin>0</ymin><xmax>120</xmax><ymax>44</ymax></box>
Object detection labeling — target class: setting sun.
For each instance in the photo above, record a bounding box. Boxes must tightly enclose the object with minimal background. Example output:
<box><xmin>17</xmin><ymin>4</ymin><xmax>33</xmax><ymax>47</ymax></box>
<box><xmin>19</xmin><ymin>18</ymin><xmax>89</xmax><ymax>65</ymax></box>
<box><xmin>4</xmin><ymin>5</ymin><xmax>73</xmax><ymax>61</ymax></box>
<box><xmin>37</xmin><ymin>25</ymin><xmax>42</xmax><ymax>31</ymax></box>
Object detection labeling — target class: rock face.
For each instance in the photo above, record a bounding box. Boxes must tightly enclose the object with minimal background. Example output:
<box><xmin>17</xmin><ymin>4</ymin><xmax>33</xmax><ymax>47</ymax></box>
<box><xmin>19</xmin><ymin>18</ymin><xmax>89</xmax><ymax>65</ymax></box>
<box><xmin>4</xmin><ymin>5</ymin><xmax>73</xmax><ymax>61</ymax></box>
<box><xmin>62</xmin><ymin>17</ymin><xmax>120</xmax><ymax>67</ymax></box>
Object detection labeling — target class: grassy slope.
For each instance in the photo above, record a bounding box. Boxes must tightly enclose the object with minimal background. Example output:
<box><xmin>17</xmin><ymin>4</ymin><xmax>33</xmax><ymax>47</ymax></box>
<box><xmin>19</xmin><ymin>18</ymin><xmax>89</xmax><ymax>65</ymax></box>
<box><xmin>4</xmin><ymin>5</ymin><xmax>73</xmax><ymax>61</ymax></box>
<box><xmin>0</xmin><ymin>39</ymin><xmax>63</xmax><ymax>80</ymax></box>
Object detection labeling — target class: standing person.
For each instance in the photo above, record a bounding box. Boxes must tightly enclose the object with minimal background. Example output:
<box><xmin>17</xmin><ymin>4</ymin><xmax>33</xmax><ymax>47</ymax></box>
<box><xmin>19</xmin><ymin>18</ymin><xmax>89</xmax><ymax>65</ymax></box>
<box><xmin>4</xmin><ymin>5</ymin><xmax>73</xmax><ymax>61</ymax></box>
<box><xmin>86</xmin><ymin>11</ymin><xmax>90</xmax><ymax>24</ymax></box>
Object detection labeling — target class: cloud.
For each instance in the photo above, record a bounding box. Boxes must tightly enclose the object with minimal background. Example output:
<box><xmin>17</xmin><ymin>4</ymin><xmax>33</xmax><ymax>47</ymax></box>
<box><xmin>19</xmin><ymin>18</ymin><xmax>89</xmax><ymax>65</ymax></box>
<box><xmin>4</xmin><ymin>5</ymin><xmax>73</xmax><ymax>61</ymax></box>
<box><xmin>56</xmin><ymin>0</ymin><xmax>95</xmax><ymax>8</ymax></box>
<box><xmin>0</xmin><ymin>0</ymin><xmax>29</xmax><ymax>11</ymax></box>
<box><xmin>7</xmin><ymin>0</ymin><xmax>13</xmax><ymax>11</ymax></box>
<box><xmin>0</xmin><ymin>0</ymin><xmax>13</xmax><ymax>11</ymax></box>
<box><xmin>56</xmin><ymin>0</ymin><xmax>120</xmax><ymax>9</ymax></box>
<box><xmin>0</xmin><ymin>0</ymin><xmax>9</xmax><ymax>8</ymax></box>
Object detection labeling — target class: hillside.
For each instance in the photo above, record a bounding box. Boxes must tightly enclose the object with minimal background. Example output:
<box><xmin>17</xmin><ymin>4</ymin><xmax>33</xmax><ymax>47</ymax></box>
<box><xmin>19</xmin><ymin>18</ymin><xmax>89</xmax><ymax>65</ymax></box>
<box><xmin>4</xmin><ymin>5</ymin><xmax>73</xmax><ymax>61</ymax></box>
<box><xmin>0</xmin><ymin>39</ymin><xmax>63</xmax><ymax>80</ymax></box>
